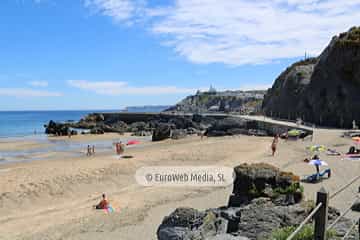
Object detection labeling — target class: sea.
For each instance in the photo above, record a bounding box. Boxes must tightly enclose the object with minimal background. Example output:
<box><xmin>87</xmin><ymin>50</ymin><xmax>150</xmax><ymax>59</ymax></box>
<box><xmin>0</xmin><ymin>110</ymin><xmax>117</xmax><ymax>138</ymax></box>
<box><xmin>0</xmin><ymin>108</ymin><xmax>169</xmax><ymax>164</ymax></box>
<box><xmin>0</xmin><ymin>106</ymin><xmax>170</xmax><ymax>138</ymax></box>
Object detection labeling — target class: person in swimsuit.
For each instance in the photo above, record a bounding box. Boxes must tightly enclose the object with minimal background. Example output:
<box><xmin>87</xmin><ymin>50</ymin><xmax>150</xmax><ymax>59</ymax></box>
<box><xmin>271</xmin><ymin>134</ymin><xmax>279</xmax><ymax>156</ymax></box>
<box><xmin>95</xmin><ymin>193</ymin><xmax>109</xmax><ymax>209</ymax></box>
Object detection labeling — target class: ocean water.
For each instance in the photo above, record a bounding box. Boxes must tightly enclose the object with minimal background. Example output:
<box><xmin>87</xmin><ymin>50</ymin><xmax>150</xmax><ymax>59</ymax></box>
<box><xmin>0</xmin><ymin>110</ymin><xmax>119</xmax><ymax>138</ymax></box>
<box><xmin>0</xmin><ymin>110</ymin><xmax>155</xmax><ymax>164</ymax></box>
<box><xmin>0</xmin><ymin>106</ymin><xmax>170</xmax><ymax>138</ymax></box>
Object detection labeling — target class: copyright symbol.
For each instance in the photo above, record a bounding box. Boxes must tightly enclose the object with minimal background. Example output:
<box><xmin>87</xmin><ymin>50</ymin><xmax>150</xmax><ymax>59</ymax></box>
<box><xmin>145</xmin><ymin>174</ymin><xmax>153</xmax><ymax>182</ymax></box>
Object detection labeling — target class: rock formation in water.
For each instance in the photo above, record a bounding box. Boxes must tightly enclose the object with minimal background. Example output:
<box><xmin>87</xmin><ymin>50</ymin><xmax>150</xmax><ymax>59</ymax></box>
<box><xmin>263</xmin><ymin>27</ymin><xmax>360</xmax><ymax>128</ymax></box>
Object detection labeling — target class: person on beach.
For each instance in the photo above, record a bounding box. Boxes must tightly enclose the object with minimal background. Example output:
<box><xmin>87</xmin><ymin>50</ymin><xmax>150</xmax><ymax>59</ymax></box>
<box><xmin>92</xmin><ymin>145</ymin><xmax>95</xmax><ymax>155</ymax></box>
<box><xmin>116</xmin><ymin>142</ymin><xmax>125</xmax><ymax>157</ymax></box>
<box><xmin>271</xmin><ymin>134</ymin><xmax>279</xmax><ymax>156</ymax></box>
<box><xmin>87</xmin><ymin>145</ymin><xmax>92</xmax><ymax>156</ymax></box>
<box><xmin>312</xmin><ymin>155</ymin><xmax>320</xmax><ymax>174</ymax></box>
<box><xmin>94</xmin><ymin>193</ymin><xmax>109</xmax><ymax>209</ymax></box>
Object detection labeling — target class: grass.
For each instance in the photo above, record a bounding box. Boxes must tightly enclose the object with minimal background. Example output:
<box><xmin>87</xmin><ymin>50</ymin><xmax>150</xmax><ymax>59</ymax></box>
<box><xmin>269</xmin><ymin>224</ymin><xmax>337</xmax><ymax>240</ymax></box>
<box><xmin>273</xmin><ymin>182</ymin><xmax>304</xmax><ymax>195</ymax></box>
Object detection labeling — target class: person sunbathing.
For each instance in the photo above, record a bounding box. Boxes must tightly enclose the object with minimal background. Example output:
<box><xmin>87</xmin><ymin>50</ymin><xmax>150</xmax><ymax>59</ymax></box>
<box><xmin>95</xmin><ymin>193</ymin><xmax>109</xmax><ymax>210</ymax></box>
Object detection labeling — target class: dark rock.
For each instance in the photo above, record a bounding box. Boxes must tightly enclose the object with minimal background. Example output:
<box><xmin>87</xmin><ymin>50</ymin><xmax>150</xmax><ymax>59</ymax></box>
<box><xmin>234</xmin><ymin>198</ymin><xmax>309</xmax><ymax>239</ymax></box>
<box><xmin>128</xmin><ymin>121</ymin><xmax>149</xmax><ymax>132</ymax></box>
<box><xmin>168</xmin><ymin>116</ymin><xmax>198</xmax><ymax>129</ymax></box>
<box><xmin>90</xmin><ymin>127</ymin><xmax>104</xmax><ymax>134</ymax></box>
<box><xmin>131</xmin><ymin>131</ymin><xmax>152</xmax><ymax>136</ymax></box>
<box><xmin>156</xmin><ymin>164</ymin><xmax>356</xmax><ymax>240</ymax></box>
<box><xmin>351</xmin><ymin>199</ymin><xmax>360</xmax><ymax>212</ymax></box>
<box><xmin>248</xmin><ymin>129</ymin><xmax>268</xmax><ymax>136</ymax></box>
<box><xmin>186</xmin><ymin>127</ymin><xmax>200</xmax><ymax>135</ymax></box>
<box><xmin>263</xmin><ymin>27</ymin><xmax>360</xmax><ymax>128</ymax></box>
<box><xmin>229</xmin><ymin>163</ymin><xmax>302</xmax><ymax>206</ymax></box>
<box><xmin>206</xmin><ymin>118</ymin><xmax>248</xmax><ymax>137</ymax></box>
<box><xmin>158</xmin><ymin>199</ymin><xmax>311</xmax><ymax>240</ymax></box>
<box><xmin>171</xmin><ymin>129</ymin><xmax>187</xmax><ymax>140</ymax></box>
<box><xmin>44</xmin><ymin>120</ymin><xmax>71</xmax><ymax>136</ymax></box>
<box><xmin>226</xmin><ymin>128</ymin><xmax>249</xmax><ymax>136</ymax></box>
<box><xmin>152</xmin><ymin>123</ymin><xmax>172</xmax><ymax>141</ymax></box>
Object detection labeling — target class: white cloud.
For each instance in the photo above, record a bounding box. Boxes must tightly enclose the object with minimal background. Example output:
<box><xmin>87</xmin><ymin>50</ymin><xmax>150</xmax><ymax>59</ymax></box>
<box><xmin>67</xmin><ymin>80</ymin><xmax>197</xmax><ymax>95</ymax></box>
<box><xmin>84</xmin><ymin>0</ymin><xmax>145</xmax><ymax>23</ymax></box>
<box><xmin>0</xmin><ymin>88</ymin><xmax>62</xmax><ymax>97</ymax></box>
<box><xmin>28</xmin><ymin>81</ymin><xmax>49</xmax><ymax>87</ymax></box>
<box><xmin>150</xmin><ymin>0</ymin><xmax>360</xmax><ymax>65</ymax></box>
<box><xmin>84</xmin><ymin>0</ymin><xmax>360</xmax><ymax>65</ymax></box>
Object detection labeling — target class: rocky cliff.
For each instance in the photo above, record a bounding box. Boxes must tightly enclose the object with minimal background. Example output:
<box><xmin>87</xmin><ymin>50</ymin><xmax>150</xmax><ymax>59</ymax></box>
<box><xmin>262</xmin><ymin>27</ymin><xmax>360</xmax><ymax>128</ymax></box>
<box><xmin>165</xmin><ymin>90</ymin><xmax>265</xmax><ymax>115</ymax></box>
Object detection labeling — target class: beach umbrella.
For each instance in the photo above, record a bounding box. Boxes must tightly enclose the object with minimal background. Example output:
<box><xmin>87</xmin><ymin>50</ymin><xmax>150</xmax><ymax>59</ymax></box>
<box><xmin>308</xmin><ymin>159</ymin><xmax>328</xmax><ymax>166</ymax></box>
<box><xmin>127</xmin><ymin>140</ymin><xmax>140</xmax><ymax>145</ymax></box>
<box><xmin>307</xmin><ymin>145</ymin><xmax>326</xmax><ymax>152</ymax></box>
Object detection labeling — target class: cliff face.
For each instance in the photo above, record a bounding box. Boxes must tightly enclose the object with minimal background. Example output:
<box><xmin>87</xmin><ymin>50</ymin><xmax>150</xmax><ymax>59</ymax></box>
<box><xmin>165</xmin><ymin>90</ymin><xmax>266</xmax><ymax>115</ymax></box>
<box><xmin>262</xmin><ymin>27</ymin><xmax>360</xmax><ymax>128</ymax></box>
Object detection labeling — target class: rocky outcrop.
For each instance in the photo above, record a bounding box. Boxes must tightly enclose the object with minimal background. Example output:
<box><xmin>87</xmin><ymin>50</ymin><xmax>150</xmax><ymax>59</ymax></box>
<box><xmin>228</xmin><ymin>163</ymin><xmax>302</xmax><ymax>207</ymax></box>
<box><xmin>165</xmin><ymin>90</ymin><xmax>265</xmax><ymax>115</ymax></box>
<box><xmin>171</xmin><ymin>129</ymin><xmax>188</xmax><ymax>140</ymax></box>
<box><xmin>263</xmin><ymin>27</ymin><xmax>360</xmax><ymax>128</ymax></box>
<box><xmin>152</xmin><ymin>123</ymin><xmax>173</xmax><ymax>141</ymax></box>
<box><xmin>44</xmin><ymin>120</ymin><xmax>77</xmax><ymax>136</ymax></box>
<box><xmin>157</xmin><ymin>164</ymin><xmax>355</xmax><ymax>240</ymax></box>
<box><xmin>205</xmin><ymin>118</ymin><xmax>270</xmax><ymax>137</ymax></box>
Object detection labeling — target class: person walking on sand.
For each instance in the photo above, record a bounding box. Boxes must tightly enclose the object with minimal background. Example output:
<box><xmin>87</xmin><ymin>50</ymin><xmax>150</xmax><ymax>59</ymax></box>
<box><xmin>87</xmin><ymin>145</ymin><xmax>92</xmax><ymax>156</ymax></box>
<box><xmin>92</xmin><ymin>145</ymin><xmax>95</xmax><ymax>155</ymax></box>
<box><xmin>271</xmin><ymin>134</ymin><xmax>279</xmax><ymax>156</ymax></box>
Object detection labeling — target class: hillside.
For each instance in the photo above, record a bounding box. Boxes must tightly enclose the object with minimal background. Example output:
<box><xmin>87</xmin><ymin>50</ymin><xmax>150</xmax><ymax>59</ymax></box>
<box><xmin>262</xmin><ymin>27</ymin><xmax>360</xmax><ymax>128</ymax></box>
<box><xmin>164</xmin><ymin>89</ymin><xmax>266</xmax><ymax>115</ymax></box>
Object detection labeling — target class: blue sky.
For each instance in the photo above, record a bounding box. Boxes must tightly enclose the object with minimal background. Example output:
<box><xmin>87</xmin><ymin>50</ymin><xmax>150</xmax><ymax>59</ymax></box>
<box><xmin>0</xmin><ymin>0</ymin><xmax>359</xmax><ymax>110</ymax></box>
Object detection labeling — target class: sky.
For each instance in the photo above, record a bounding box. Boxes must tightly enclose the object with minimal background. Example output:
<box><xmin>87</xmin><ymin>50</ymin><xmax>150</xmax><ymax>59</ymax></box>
<box><xmin>0</xmin><ymin>0</ymin><xmax>359</xmax><ymax>110</ymax></box>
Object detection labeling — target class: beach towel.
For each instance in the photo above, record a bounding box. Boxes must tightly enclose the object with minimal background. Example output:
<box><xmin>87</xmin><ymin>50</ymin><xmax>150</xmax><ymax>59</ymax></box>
<box><xmin>105</xmin><ymin>205</ymin><xmax>115</xmax><ymax>213</ymax></box>
<box><xmin>127</xmin><ymin>140</ymin><xmax>140</xmax><ymax>145</ymax></box>
<box><xmin>342</xmin><ymin>154</ymin><xmax>360</xmax><ymax>161</ymax></box>
<box><xmin>326</xmin><ymin>149</ymin><xmax>341</xmax><ymax>156</ymax></box>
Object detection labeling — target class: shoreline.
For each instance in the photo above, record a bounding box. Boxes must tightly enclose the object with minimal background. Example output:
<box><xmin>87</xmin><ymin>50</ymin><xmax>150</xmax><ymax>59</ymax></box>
<box><xmin>0</xmin><ymin>133</ymin><xmax>151</xmax><ymax>165</ymax></box>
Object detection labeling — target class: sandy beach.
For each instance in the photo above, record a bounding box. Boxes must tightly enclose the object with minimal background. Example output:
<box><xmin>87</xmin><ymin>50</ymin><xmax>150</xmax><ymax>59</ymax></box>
<box><xmin>0</xmin><ymin>129</ymin><xmax>360</xmax><ymax>240</ymax></box>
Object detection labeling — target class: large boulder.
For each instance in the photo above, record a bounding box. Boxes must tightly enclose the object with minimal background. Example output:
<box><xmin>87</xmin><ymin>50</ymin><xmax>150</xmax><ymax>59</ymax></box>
<box><xmin>229</xmin><ymin>163</ymin><xmax>302</xmax><ymax>206</ymax></box>
<box><xmin>44</xmin><ymin>120</ymin><xmax>71</xmax><ymax>136</ymax></box>
<box><xmin>157</xmin><ymin>199</ymin><xmax>310</xmax><ymax>240</ymax></box>
<box><xmin>152</xmin><ymin>123</ymin><xmax>172</xmax><ymax>141</ymax></box>
<box><xmin>263</xmin><ymin>27</ymin><xmax>360</xmax><ymax>128</ymax></box>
